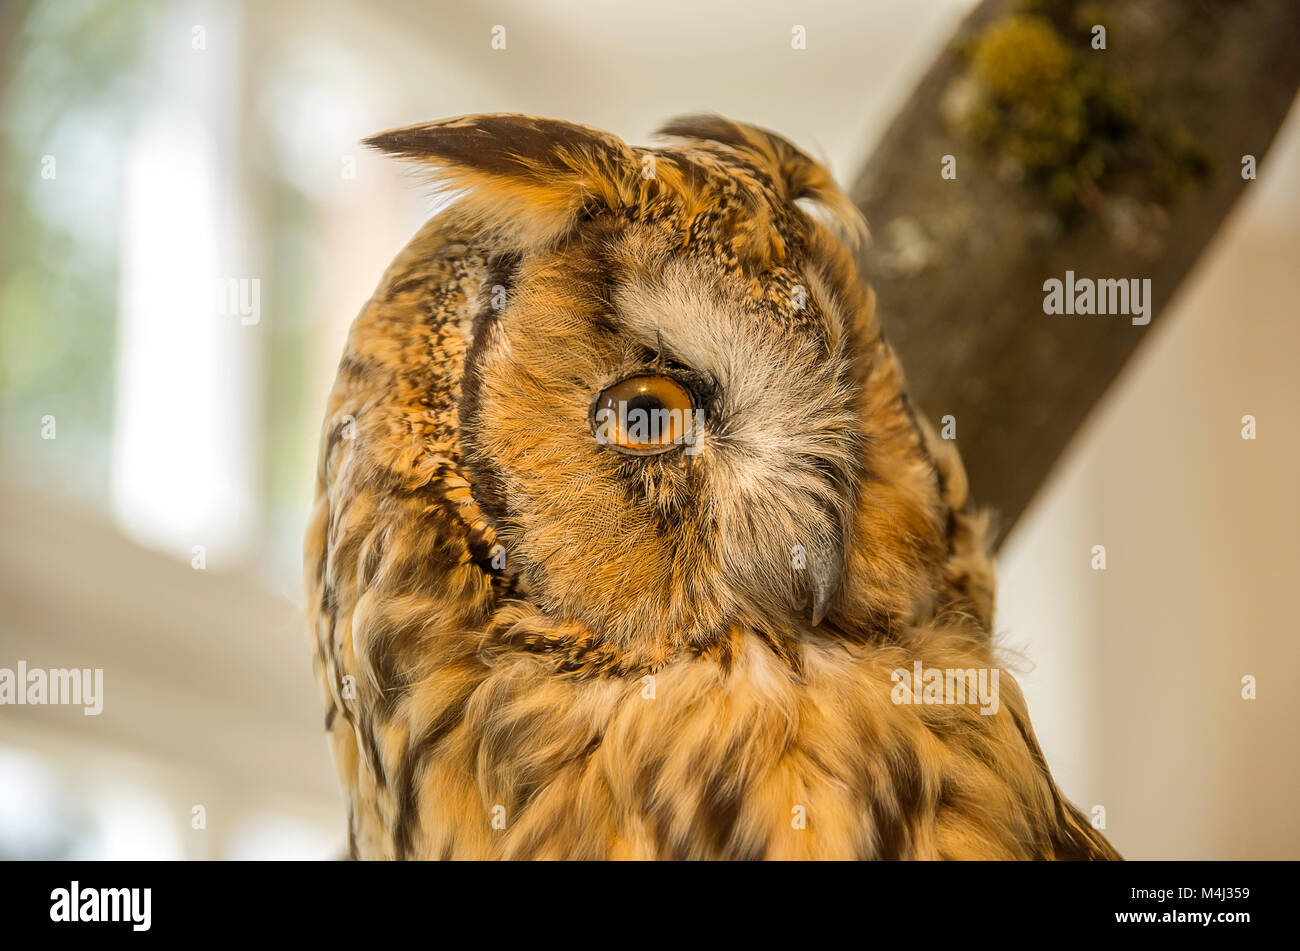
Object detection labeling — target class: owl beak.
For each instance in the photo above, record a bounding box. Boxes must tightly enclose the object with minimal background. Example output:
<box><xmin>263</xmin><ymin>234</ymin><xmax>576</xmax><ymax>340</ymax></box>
<box><xmin>792</xmin><ymin>501</ymin><xmax>846</xmax><ymax>627</ymax></box>
<box><xmin>805</xmin><ymin>537</ymin><xmax>844</xmax><ymax>627</ymax></box>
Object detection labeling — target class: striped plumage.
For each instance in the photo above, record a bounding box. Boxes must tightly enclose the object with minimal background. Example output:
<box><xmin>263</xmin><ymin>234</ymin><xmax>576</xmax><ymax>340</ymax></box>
<box><xmin>305</xmin><ymin>114</ymin><xmax>1119</xmax><ymax>860</ymax></box>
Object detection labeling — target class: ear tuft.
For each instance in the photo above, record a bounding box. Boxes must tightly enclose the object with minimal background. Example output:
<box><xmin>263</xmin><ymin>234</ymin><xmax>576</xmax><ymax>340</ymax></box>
<box><xmin>656</xmin><ymin>114</ymin><xmax>868</xmax><ymax>249</ymax></box>
<box><xmin>366</xmin><ymin>114</ymin><xmax>638</xmax><ymax>247</ymax></box>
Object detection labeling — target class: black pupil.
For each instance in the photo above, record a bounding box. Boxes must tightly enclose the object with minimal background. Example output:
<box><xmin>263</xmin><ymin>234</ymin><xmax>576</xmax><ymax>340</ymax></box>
<box><xmin>626</xmin><ymin>393</ymin><xmax>665</xmax><ymax>416</ymax></box>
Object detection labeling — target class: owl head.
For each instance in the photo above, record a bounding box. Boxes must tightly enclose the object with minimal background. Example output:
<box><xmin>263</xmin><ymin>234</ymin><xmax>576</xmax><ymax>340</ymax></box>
<box><xmin>362</xmin><ymin>114</ymin><xmax>992</xmax><ymax>670</ymax></box>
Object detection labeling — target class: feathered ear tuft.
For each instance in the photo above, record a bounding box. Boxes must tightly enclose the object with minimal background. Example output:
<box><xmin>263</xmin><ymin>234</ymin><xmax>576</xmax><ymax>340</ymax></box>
<box><xmin>366</xmin><ymin>114</ymin><xmax>639</xmax><ymax>248</ymax></box>
<box><xmin>655</xmin><ymin>114</ymin><xmax>869</xmax><ymax>249</ymax></box>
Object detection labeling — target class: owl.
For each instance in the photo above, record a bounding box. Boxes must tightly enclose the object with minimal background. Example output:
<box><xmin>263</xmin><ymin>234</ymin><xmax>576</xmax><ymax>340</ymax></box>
<box><xmin>305</xmin><ymin>113</ymin><xmax>1120</xmax><ymax>860</ymax></box>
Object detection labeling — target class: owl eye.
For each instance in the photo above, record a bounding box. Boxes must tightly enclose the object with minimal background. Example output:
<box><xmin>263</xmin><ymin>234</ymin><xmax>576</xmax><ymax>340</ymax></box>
<box><xmin>592</xmin><ymin>375</ymin><xmax>696</xmax><ymax>455</ymax></box>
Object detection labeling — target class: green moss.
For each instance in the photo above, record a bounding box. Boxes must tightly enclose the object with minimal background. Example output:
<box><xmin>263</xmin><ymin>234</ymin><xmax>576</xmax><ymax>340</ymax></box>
<box><xmin>955</xmin><ymin>4</ymin><xmax>1208</xmax><ymax>214</ymax></box>
<box><xmin>973</xmin><ymin>16</ymin><xmax>1072</xmax><ymax>99</ymax></box>
<box><xmin>962</xmin><ymin>15</ymin><xmax>1104</xmax><ymax>191</ymax></box>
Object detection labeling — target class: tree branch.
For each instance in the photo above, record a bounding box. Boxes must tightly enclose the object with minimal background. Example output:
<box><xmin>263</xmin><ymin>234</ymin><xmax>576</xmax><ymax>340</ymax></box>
<box><xmin>851</xmin><ymin>0</ymin><xmax>1300</xmax><ymax>543</ymax></box>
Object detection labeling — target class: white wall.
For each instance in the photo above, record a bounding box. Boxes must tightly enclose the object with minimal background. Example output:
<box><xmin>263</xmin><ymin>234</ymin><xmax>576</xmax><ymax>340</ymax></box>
<box><xmin>999</xmin><ymin>100</ymin><xmax>1300</xmax><ymax>859</ymax></box>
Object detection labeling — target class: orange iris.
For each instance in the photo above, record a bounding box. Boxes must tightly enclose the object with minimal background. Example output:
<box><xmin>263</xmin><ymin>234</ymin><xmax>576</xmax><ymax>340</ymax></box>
<box><xmin>592</xmin><ymin>375</ymin><xmax>695</xmax><ymax>454</ymax></box>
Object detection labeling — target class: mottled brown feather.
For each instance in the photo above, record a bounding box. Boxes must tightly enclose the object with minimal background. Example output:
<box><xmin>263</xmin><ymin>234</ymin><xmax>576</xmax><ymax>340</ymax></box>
<box><xmin>306</xmin><ymin>114</ymin><xmax>1119</xmax><ymax>860</ymax></box>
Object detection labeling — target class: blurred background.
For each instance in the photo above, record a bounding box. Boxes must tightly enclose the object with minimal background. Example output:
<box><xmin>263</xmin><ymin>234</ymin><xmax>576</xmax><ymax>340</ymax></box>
<box><xmin>1</xmin><ymin>0</ymin><xmax>1296</xmax><ymax>859</ymax></box>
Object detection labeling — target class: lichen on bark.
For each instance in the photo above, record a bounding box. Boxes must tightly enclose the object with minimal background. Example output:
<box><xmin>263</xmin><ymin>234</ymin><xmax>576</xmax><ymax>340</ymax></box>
<box><xmin>945</xmin><ymin>2</ymin><xmax>1211</xmax><ymax>214</ymax></box>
